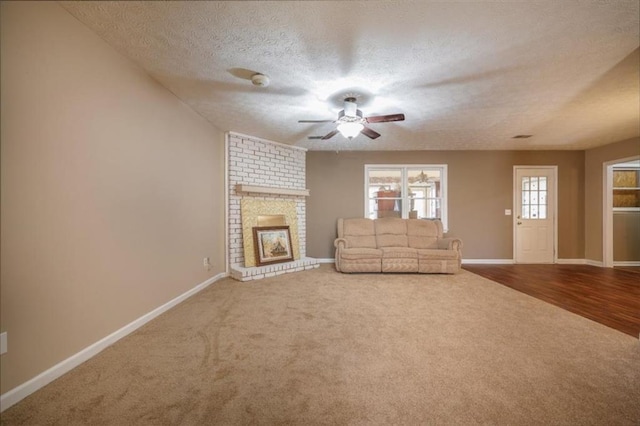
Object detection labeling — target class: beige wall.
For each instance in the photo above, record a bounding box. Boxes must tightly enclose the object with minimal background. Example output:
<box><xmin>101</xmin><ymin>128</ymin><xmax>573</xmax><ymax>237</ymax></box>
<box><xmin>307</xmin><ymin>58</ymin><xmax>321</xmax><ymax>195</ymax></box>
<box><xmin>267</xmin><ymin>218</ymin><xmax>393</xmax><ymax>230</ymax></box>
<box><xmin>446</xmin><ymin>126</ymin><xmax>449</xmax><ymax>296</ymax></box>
<box><xmin>584</xmin><ymin>137</ymin><xmax>640</xmax><ymax>262</ymax></box>
<box><xmin>307</xmin><ymin>150</ymin><xmax>584</xmax><ymax>260</ymax></box>
<box><xmin>0</xmin><ymin>2</ymin><xmax>225</xmax><ymax>394</ymax></box>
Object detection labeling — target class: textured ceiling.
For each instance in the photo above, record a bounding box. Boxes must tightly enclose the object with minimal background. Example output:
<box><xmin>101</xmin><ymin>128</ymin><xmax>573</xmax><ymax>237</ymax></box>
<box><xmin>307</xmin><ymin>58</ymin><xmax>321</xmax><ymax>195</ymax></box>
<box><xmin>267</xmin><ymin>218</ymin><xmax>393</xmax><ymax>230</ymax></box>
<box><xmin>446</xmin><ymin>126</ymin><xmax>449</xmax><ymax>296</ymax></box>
<box><xmin>60</xmin><ymin>1</ymin><xmax>639</xmax><ymax>151</ymax></box>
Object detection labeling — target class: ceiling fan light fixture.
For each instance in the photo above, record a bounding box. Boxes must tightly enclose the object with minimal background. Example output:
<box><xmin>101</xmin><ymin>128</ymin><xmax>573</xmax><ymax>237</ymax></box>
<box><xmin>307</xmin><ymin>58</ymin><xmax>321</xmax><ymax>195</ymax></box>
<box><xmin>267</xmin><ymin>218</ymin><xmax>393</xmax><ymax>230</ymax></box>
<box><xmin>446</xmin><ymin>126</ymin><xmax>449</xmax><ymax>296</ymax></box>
<box><xmin>337</xmin><ymin>122</ymin><xmax>364</xmax><ymax>139</ymax></box>
<box><xmin>343</xmin><ymin>97</ymin><xmax>358</xmax><ymax>117</ymax></box>
<box><xmin>301</xmin><ymin>96</ymin><xmax>403</xmax><ymax>140</ymax></box>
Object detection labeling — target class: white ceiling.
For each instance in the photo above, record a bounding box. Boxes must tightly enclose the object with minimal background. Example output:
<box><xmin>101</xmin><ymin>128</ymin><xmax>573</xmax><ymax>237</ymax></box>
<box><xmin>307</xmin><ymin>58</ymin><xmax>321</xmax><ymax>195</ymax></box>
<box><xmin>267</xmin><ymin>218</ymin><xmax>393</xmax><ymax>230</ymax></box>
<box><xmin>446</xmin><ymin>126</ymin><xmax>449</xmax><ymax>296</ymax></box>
<box><xmin>60</xmin><ymin>1</ymin><xmax>639</xmax><ymax>151</ymax></box>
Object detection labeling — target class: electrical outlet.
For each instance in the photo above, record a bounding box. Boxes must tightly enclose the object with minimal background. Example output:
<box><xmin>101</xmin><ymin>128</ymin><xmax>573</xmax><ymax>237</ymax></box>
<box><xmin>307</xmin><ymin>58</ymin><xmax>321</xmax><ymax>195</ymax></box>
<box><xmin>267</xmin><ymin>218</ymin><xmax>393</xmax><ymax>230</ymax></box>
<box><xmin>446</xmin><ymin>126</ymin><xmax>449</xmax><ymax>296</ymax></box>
<box><xmin>203</xmin><ymin>257</ymin><xmax>211</xmax><ymax>271</ymax></box>
<box><xmin>0</xmin><ymin>332</ymin><xmax>7</xmax><ymax>355</ymax></box>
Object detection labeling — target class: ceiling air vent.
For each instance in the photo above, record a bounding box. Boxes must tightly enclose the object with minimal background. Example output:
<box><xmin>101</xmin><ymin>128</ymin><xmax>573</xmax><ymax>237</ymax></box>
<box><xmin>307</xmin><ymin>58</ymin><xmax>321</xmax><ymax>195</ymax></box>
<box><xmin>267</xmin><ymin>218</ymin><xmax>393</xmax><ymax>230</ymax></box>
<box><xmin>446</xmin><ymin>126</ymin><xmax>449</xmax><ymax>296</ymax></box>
<box><xmin>512</xmin><ymin>134</ymin><xmax>533</xmax><ymax>139</ymax></box>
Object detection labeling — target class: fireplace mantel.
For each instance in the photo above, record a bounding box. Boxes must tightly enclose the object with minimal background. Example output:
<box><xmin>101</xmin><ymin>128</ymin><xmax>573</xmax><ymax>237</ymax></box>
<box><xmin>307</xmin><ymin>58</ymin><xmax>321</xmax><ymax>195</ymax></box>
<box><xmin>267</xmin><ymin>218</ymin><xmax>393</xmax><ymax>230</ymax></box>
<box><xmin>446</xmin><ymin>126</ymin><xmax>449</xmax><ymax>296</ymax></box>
<box><xmin>235</xmin><ymin>184</ymin><xmax>310</xmax><ymax>197</ymax></box>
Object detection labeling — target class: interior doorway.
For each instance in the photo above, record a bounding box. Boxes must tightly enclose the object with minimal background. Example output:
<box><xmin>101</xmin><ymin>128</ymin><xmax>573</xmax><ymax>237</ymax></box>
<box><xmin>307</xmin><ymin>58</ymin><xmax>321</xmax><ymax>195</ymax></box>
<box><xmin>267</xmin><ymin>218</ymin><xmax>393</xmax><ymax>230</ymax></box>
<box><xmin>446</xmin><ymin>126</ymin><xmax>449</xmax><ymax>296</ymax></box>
<box><xmin>513</xmin><ymin>166</ymin><xmax>557</xmax><ymax>263</ymax></box>
<box><xmin>603</xmin><ymin>156</ymin><xmax>640</xmax><ymax>268</ymax></box>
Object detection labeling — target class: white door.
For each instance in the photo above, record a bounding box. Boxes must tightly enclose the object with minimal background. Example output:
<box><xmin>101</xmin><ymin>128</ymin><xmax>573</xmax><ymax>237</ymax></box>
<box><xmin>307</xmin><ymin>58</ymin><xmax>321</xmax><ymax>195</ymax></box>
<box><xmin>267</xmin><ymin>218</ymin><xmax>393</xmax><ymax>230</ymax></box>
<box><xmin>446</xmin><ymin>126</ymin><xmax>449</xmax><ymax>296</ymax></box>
<box><xmin>514</xmin><ymin>167</ymin><xmax>556</xmax><ymax>263</ymax></box>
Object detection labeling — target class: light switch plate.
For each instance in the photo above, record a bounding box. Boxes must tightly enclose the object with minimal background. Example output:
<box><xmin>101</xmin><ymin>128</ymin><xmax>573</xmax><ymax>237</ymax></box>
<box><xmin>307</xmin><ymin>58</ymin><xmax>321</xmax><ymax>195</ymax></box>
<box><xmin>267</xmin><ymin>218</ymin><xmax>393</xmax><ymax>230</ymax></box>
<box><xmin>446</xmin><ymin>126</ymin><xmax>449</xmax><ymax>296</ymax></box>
<box><xmin>505</xmin><ymin>209</ymin><xmax>512</xmax><ymax>216</ymax></box>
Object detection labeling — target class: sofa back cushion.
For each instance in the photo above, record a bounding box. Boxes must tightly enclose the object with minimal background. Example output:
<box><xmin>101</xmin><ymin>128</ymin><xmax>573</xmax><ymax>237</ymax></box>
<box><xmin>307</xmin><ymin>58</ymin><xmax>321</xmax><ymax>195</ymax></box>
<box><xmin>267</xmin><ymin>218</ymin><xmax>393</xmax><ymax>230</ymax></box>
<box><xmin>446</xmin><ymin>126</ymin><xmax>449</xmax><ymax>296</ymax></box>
<box><xmin>407</xmin><ymin>219</ymin><xmax>442</xmax><ymax>249</ymax></box>
<box><xmin>375</xmin><ymin>218</ymin><xmax>408</xmax><ymax>247</ymax></box>
<box><xmin>341</xmin><ymin>218</ymin><xmax>377</xmax><ymax>249</ymax></box>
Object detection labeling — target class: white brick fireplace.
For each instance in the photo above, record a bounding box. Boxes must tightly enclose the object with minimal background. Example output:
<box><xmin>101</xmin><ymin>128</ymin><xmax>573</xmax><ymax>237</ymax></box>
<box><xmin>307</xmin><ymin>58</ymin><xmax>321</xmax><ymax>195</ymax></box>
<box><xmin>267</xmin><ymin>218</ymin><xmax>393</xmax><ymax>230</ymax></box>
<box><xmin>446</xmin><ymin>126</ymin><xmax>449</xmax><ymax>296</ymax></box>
<box><xmin>226</xmin><ymin>132</ymin><xmax>319</xmax><ymax>281</ymax></box>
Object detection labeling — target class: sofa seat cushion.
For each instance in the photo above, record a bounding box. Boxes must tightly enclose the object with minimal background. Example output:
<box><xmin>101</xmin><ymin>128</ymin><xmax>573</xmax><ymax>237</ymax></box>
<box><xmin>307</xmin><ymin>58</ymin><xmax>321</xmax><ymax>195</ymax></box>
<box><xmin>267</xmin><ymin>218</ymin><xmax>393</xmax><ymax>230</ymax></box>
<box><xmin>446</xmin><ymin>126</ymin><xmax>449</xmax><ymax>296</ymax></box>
<box><xmin>417</xmin><ymin>248</ymin><xmax>459</xmax><ymax>260</ymax></box>
<box><xmin>341</xmin><ymin>259</ymin><xmax>382</xmax><ymax>273</ymax></box>
<box><xmin>341</xmin><ymin>248</ymin><xmax>383</xmax><ymax>260</ymax></box>
<box><xmin>381</xmin><ymin>247</ymin><xmax>418</xmax><ymax>259</ymax></box>
<box><xmin>382</xmin><ymin>254</ymin><xmax>418</xmax><ymax>273</ymax></box>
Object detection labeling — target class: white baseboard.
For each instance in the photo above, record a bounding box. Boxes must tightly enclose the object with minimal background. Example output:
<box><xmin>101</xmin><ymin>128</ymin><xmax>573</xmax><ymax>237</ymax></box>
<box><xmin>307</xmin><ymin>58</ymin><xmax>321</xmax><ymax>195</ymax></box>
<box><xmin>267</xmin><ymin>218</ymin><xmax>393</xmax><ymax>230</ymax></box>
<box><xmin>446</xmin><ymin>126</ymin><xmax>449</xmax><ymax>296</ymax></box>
<box><xmin>613</xmin><ymin>261</ymin><xmax>640</xmax><ymax>267</ymax></box>
<box><xmin>556</xmin><ymin>259</ymin><xmax>588</xmax><ymax>265</ymax></box>
<box><xmin>316</xmin><ymin>258</ymin><xmax>335</xmax><ymax>264</ymax></box>
<box><xmin>462</xmin><ymin>259</ymin><xmax>514</xmax><ymax>264</ymax></box>
<box><xmin>463</xmin><ymin>259</ymin><xmax>610</xmax><ymax>267</ymax></box>
<box><xmin>0</xmin><ymin>272</ymin><xmax>228</xmax><ymax>412</ymax></box>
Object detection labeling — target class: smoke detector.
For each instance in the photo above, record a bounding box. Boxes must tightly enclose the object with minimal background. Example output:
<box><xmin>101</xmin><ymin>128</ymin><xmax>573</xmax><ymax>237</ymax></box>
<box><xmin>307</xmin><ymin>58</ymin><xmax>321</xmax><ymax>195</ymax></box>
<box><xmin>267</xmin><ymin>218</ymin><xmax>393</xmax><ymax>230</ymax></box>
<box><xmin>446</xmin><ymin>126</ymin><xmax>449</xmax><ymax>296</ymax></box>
<box><xmin>251</xmin><ymin>73</ymin><xmax>270</xmax><ymax>87</ymax></box>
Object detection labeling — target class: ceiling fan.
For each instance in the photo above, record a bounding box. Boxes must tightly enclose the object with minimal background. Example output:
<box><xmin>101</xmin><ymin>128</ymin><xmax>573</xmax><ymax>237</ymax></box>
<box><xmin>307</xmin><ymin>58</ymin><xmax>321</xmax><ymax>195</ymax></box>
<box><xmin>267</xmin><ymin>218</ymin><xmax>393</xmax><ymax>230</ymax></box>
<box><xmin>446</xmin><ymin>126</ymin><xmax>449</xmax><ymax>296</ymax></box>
<box><xmin>299</xmin><ymin>97</ymin><xmax>405</xmax><ymax>140</ymax></box>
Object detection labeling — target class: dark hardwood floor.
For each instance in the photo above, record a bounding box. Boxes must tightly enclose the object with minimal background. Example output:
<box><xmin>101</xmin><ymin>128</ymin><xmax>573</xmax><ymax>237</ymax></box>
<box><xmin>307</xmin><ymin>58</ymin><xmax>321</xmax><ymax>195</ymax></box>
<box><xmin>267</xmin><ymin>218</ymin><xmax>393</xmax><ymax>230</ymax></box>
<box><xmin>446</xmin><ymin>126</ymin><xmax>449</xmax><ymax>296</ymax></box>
<box><xmin>463</xmin><ymin>264</ymin><xmax>640</xmax><ymax>338</ymax></box>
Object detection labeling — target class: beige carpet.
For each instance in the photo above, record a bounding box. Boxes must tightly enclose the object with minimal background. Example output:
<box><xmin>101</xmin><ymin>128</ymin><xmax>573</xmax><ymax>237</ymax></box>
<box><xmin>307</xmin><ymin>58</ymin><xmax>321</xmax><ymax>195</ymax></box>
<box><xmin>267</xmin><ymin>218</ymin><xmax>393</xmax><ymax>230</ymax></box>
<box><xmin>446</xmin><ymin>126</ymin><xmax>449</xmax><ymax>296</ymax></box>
<box><xmin>2</xmin><ymin>266</ymin><xmax>639</xmax><ymax>425</ymax></box>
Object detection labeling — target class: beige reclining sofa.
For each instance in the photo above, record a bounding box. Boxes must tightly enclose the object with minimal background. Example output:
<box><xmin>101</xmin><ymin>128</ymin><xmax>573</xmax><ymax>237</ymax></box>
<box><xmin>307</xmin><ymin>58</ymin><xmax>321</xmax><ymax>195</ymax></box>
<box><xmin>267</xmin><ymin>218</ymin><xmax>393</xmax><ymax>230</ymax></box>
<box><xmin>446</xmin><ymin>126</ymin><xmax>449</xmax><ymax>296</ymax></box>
<box><xmin>334</xmin><ymin>218</ymin><xmax>462</xmax><ymax>274</ymax></box>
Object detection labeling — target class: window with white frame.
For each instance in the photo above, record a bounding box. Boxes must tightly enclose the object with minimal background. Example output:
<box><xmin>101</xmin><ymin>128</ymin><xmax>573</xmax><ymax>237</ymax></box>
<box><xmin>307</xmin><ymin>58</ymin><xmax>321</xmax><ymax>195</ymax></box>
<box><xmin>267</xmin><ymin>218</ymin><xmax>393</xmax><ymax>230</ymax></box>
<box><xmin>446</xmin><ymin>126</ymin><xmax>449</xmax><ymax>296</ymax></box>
<box><xmin>612</xmin><ymin>163</ymin><xmax>640</xmax><ymax>211</ymax></box>
<box><xmin>365</xmin><ymin>165</ymin><xmax>448</xmax><ymax>230</ymax></box>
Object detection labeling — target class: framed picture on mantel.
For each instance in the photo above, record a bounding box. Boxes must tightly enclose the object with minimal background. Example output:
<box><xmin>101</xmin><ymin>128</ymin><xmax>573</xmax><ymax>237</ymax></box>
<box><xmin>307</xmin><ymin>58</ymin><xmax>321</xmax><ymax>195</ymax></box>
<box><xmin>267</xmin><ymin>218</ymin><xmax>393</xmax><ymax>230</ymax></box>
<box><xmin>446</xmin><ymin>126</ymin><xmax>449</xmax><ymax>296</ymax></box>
<box><xmin>253</xmin><ymin>226</ymin><xmax>294</xmax><ymax>266</ymax></box>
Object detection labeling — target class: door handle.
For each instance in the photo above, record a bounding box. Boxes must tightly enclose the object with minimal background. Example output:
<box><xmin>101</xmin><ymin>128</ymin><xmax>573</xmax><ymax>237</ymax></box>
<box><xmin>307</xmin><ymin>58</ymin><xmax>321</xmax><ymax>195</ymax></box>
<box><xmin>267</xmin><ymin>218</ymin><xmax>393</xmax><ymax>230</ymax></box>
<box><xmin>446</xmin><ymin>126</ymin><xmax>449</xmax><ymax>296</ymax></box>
<box><xmin>517</xmin><ymin>221</ymin><xmax>522</xmax><ymax>225</ymax></box>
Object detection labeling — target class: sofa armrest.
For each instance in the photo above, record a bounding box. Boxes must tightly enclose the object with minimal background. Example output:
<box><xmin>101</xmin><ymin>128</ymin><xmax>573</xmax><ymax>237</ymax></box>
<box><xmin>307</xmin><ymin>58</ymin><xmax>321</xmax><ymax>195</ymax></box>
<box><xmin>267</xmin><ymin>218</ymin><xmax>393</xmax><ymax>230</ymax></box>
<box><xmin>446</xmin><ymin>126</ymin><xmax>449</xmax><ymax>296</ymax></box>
<box><xmin>334</xmin><ymin>238</ymin><xmax>349</xmax><ymax>249</ymax></box>
<box><xmin>334</xmin><ymin>238</ymin><xmax>349</xmax><ymax>272</ymax></box>
<box><xmin>438</xmin><ymin>238</ymin><xmax>463</xmax><ymax>251</ymax></box>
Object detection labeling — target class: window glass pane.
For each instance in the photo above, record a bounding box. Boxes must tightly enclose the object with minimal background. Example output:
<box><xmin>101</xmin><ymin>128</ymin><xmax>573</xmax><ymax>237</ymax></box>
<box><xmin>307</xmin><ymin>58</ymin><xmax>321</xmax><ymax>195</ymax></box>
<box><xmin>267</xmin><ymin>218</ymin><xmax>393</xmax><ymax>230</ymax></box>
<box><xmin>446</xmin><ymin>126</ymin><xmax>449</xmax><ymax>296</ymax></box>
<box><xmin>539</xmin><ymin>205</ymin><xmax>547</xmax><ymax>219</ymax></box>
<box><xmin>522</xmin><ymin>177</ymin><xmax>529</xmax><ymax>191</ymax></box>
<box><xmin>367</xmin><ymin>200</ymin><xmax>378</xmax><ymax>219</ymax></box>
<box><xmin>613</xmin><ymin>189</ymin><xmax>640</xmax><ymax>208</ymax></box>
<box><xmin>539</xmin><ymin>177</ymin><xmax>547</xmax><ymax>190</ymax></box>
<box><xmin>531</xmin><ymin>205</ymin><xmax>538</xmax><ymax>218</ymax></box>
<box><xmin>531</xmin><ymin>177</ymin><xmax>538</xmax><ymax>190</ymax></box>
<box><xmin>539</xmin><ymin>191</ymin><xmax>547</xmax><ymax>204</ymax></box>
<box><xmin>420</xmin><ymin>198</ymin><xmax>441</xmax><ymax>219</ymax></box>
<box><xmin>522</xmin><ymin>205</ymin><xmax>530</xmax><ymax>219</ymax></box>
<box><xmin>376</xmin><ymin>196</ymin><xmax>401</xmax><ymax>218</ymax></box>
<box><xmin>369</xmin><ymin>170</ymin><xmax>402</xmax><ymax>196</ymax></box>
<box><xmin>415</xmin><ymin>171</ymin><xmax>440</xmax><ymax>197</ymax></box>
<box><xmin>531</xmin><ymin>191</ymin><xmax>538</xmax><ymax>204</ymax></box>
<box><xmin>408</xmin><ymin>169</ymin><xmax>440</xmax><ymax>185</ymax></box>
<box><xmin>613</xmin><ymin>170</ymin><xmax>639</xmax><ymax>188</ymax></box>
<box><xmin>411</xmin><ymin>197</ymin><xmax>436</xmax><ymax>219</ymax></box>
<box><xmin>411</xmin><ymin>196</ymin><xmax>424</xmax><ymax>218</ymax></box>
<box><xmin>369</xmin><ymin>169</ymin><xmax>402</xmax><ymax>218</ymax></box>
<box><xmin>376</xmin><ymin>199</ymin><xmax>402</xmax><ymax>218</ymax></box>
<box><xmin>522</xmin><ymin>191</ymin><xmax>529</xmax><ymax>205</ymax></box>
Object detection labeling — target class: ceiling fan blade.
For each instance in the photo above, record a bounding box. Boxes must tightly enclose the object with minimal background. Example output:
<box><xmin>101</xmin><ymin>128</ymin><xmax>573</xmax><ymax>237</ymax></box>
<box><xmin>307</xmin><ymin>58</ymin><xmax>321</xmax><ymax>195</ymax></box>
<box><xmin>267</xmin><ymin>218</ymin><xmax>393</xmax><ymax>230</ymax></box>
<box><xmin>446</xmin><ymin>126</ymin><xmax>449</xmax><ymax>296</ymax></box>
<box><xmin>365</xmin><ymin>113</ymin><xmax>405</xmax><ymax>123</ymax></box>
<box><xmin>361</xmin><ymin>127</ymin><xmax>381</xmax><ymax>140</ymax></box>
<box><xmin>308</xmin><ymin>129</ymin><xmax>339</xmax><ymax>140</ymax></box>
<box><xmin>321</xmin><ymin>129</ymin><xmax>339</xmax><ymax>140</ymax></box>
<box><xmin>298</xmin><ymin>119</ymin><xmax>335</xmax><ymax>123</ymax></box>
